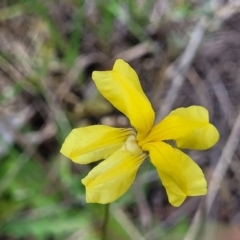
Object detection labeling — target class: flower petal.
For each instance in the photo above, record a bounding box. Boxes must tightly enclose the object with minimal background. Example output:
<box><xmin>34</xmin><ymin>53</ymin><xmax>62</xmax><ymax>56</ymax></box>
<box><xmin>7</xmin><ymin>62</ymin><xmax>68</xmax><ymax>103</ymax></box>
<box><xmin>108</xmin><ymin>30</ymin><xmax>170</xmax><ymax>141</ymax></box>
<box><xmin>82</xmin><ymin>147</ymin><xmax>146</xmax><ymax>203</ymax></box>
<box><xmin>140</xmin><ymin>106</ymin><xmax>219</xmax><ymax>150</ymax></box>
<box><xmin>60</xmin><ymin>125</ymin><xmax>133</xmax><ymax>164</ymax></box>
<box><xmin>143</xmin><ymin>142</ymin><xmax>207</xmax><ymax>207</ymax></box>
<box><xmin>92</xmin><ymin>59</ymin><xmax>155</xmax><ymax>140</ymax></box>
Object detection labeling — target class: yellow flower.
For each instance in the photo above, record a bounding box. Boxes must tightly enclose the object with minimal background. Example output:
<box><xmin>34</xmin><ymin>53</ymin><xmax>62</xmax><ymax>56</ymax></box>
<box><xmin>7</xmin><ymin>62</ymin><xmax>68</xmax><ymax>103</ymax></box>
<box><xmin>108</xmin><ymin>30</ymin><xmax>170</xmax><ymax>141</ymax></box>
<box><xmin>61</xmin><ymin>59</ymin><xmax>219</xmax><ymax>207</ymax></box>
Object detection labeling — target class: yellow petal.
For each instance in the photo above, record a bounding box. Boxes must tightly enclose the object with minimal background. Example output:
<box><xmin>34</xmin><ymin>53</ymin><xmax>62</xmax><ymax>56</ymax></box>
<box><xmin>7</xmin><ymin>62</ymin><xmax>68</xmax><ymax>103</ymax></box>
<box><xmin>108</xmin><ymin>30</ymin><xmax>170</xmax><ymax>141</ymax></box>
<box><xmin>92</xmin><ymin>59</ymin><xmax>155</xmax><ymax>140</ymax></box>
<box><xmin>82</xmin><ymin>146</ymin><xmax>146</xmax><ymax>203</ymax></box>
<box><xmin>143</xmin><ymin>142</ymin><xmax>207</xmax><ymax>207</ymax></box>
<box><xmin>140</xmin><ymin>106</ymin><xmax>219</xmax><ymax>150</ymax></box>
<box><xmin>60</xmin><ymin>125</ymin><xmax>133</xmax><ymax>164</ymax></box>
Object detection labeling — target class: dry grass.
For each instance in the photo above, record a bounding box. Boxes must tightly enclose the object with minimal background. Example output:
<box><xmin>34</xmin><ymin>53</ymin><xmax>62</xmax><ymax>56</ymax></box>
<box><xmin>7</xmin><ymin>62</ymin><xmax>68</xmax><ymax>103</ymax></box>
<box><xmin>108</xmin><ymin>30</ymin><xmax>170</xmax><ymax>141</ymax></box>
<box><xmin>1</xmin><ymin>1</ymin><xmax>240</xmax><ymax>239</ymax></box>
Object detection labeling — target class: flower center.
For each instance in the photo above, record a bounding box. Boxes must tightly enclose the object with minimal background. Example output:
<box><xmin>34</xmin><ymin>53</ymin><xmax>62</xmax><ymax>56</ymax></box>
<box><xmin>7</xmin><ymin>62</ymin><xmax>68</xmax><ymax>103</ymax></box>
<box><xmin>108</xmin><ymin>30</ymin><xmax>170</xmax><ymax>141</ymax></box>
<box><xmin>123</xmin><ymin>135</ymin><xmax>144</xmax><ymax>155</ymax></box>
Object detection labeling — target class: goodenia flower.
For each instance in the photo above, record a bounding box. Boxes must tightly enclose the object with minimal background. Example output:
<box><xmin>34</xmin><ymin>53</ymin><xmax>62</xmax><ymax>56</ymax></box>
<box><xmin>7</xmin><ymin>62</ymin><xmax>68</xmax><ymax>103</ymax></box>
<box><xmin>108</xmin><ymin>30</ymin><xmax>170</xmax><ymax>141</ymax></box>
<box><xmin>61</xmin><ymin>59</ymin><xmax>219</xmax><ymax>207</ymax></box>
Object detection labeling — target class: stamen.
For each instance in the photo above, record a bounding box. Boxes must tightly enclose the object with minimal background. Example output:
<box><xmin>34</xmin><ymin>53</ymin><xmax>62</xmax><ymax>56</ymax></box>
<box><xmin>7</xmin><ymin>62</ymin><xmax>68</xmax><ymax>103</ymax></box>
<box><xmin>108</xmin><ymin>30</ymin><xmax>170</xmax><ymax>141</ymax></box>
<box><xmin>123</xmin><ymin>135</ymin><xmax>144</xmax><ymax>155</ymax></box>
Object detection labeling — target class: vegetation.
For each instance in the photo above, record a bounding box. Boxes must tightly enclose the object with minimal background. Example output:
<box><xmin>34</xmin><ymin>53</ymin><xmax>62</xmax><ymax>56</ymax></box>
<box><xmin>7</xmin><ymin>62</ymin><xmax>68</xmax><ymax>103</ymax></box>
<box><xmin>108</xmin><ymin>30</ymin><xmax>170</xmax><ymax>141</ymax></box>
<box><xmin>1</xmin><ymin>0</ymin><xmax>240</xmax><ymax>239</ymax></box>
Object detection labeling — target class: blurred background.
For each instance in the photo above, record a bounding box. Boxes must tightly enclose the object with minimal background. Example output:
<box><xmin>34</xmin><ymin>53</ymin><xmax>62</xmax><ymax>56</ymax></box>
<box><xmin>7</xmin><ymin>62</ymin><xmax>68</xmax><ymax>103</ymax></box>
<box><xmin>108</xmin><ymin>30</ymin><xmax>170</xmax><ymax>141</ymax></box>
<box><xmin>1</xmin><ymin>0</ymin><xmax>240</xmax><ymax>239</ymax></box>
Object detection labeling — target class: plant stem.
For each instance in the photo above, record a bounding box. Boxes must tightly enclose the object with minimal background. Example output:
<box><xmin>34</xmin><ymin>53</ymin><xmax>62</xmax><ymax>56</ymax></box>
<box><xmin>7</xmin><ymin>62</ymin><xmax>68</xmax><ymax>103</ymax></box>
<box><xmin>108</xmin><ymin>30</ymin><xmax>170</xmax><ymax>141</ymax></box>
<box><xmin>101</xmin><ymin>204</ymin><xmax>109</xmax><ymax>240</ymax></box>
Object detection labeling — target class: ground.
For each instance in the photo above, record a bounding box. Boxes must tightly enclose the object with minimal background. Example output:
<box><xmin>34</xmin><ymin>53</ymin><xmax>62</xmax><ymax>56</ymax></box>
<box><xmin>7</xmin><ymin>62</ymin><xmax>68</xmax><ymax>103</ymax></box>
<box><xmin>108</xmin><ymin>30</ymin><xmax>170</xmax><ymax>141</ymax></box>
<box><xmin>0</xmin><ymin>1</ymin><xmax>240</xmax><ymax>240</ymax></box>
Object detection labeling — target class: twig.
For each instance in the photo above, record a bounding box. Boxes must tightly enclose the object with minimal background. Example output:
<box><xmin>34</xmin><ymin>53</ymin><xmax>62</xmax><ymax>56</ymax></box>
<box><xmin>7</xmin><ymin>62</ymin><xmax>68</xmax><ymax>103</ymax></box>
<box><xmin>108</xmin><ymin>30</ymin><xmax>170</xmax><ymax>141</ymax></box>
<box><xmin>187</xmin><ymin>68</ymin><xmax>213</xmax><ymax>114</ymax></box>
<box><xmin>156</xmin><ymin>2</ymin><xmax>240</xmax><ymax>122</ymax></box>
<box><xmin>156</xmin><ymin>17</ymin><xmax>208</xmax><ymax>121</ymax></box>
<box><xmin>114</xmin><ymin>41</ymin><xmax>158</xmax><ymax>62</ymax></box>
<box><xmin>206</xmin><ymin>110</ymin><xmax>240</xmax><ymax>213</ymax></box>
<box><xmin>207</xmin><ymin>64</ymin><xmax>236</xmax><ymax>126</ymax></box>
<box><xmin>183</xmin><ymin>208</ymin><xmax>204</xmax><ymax>240</ymax></box>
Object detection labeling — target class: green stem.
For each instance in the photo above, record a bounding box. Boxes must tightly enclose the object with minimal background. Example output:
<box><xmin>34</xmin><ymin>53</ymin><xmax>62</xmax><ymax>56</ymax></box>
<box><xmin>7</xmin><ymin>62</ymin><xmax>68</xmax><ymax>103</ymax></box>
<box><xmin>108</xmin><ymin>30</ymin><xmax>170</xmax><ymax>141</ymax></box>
<box><xmin>101</xmin><ymin>204</ymin><xmax>109</xmax><ymax>240</ymax></box>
